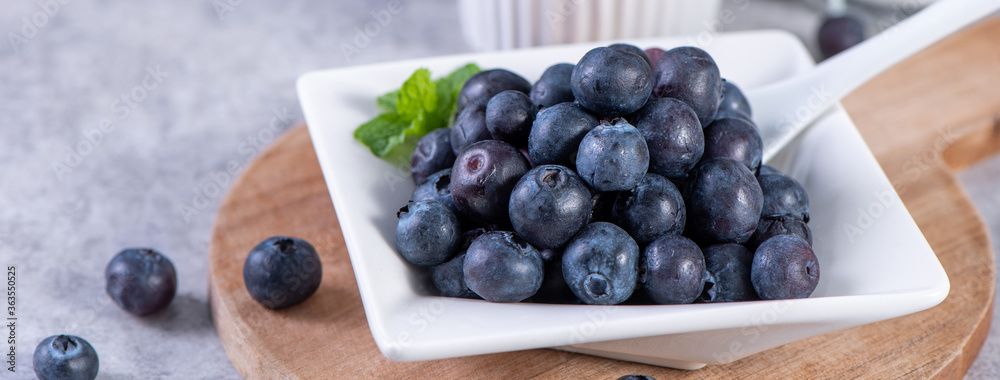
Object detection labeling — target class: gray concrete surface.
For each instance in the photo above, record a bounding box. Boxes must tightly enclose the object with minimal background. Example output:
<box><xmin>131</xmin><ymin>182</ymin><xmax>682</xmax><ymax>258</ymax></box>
<box><xmin>0</xmin><ymin>0</ymin><xmax>994</xmax><ymax>379</ymax></box>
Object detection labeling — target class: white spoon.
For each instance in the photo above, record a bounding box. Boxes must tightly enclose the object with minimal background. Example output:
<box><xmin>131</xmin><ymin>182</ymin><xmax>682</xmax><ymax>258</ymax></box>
<box><xmin>751</xmin><ymin>0</ymin><xmax>1000</xmax><ymax>163</ymax></box>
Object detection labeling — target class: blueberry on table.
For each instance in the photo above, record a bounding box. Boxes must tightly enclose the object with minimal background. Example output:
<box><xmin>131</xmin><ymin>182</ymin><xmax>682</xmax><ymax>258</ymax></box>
<box><xmin>486</xmin><ymin>90</ymin><xmax>535</xmax><ymax>147</ymax></box>
<box><xmin>759</xmin><ymin>173</ymin><xmax>810</xmax><ymax>222</ymax></box>
<box><xmin>642</xmin><ymin>234</ymin><xmax>706</xmax><ymax>305</ymax></box>
<box><xmin>33</xmin><ymin>334</ymin><xmax>99</xmax><ymax>380</ymax></box>
<box><xmin>652</xmin><ymin>46</ymin><xmax>723</xmax><ymax>126</ymax></box>
<box><xmin>746</xmin><ymin>215</ymin><xmax>813</xmax><ymax>251</ymax></box>
<box><xmin>571</xmin><ymin>46</ymin><xmax>653</xmax><ymax>117</ymax></box>
<box><xmin>702</xmin><ymin>117</ymin><xmax>763</xmax><ymax>173</ymax></box>
<box><xmin>105</xmin><ymin>248</ymin><xmax>176</xmax><ymax>316</ymax></box>
<box><xmin>751</xmin><ymin>235</ymin><xmax>820</xmax><ymax>300</ymax></box>
<box><xmin>530</xmin><ymin>63</ymin><xmax>575</xmax><ymax>109</ymax></box>
<box><xmin>243</xmin><ymin>236</ymin><xmax>323</xmax><ymax>309</ymax></box>
<box><xmin>719</xmin><ymin>80</ymin><xmax>752</xmax><ymax>118</ymax></box>
<box><xmin>629</xmin><ymin>97</ymin><xmax>704</xmax><ymax>180</ymax></box>
<box><xmin>410</xmin><ymin>128</ymin><xmax>456</xmax><ymax>185</ymax></box>
<box><xmin>450</xmin><ymin>101</ymin><xmax>492</xmax><ymax>155</ymax></box>
<box><xmin>430</xmin><ymin>253</ymin><xmax>478</xmax><ymax>299</ymax></box>
<box><xmin>617</xmin><ymin>375</ymin><xmax>657</xmax><ymax>380</ymax></box>
<box><xmin>701</xmin><ymin>243</ymin><xmax>759</xmax><ymax>302</ymax></box>
<box><xmin>685</xmin><ymin>157</ymin><xmax>763</xmax><ymax>244</ymax></box>
<box><xmin>395</xmin><ymin>200</ymin><xmax>461</xmax><ymax>266</ymax></box>
<box><xmin>528</xmin><ymin>102</ymin><xmax>598</xmax><ymax>168</ymax></box>
<box><xmin>613</xmin><ymin>173</ymin><xmax>686</xmax><ymax>245</ymax></box>
<box><xmin>456</xmin><ymin>68</ymin><xmax>531</xmax><ymax>114</ymax></box>
<box><xmin>509</xmin><ymin>165</ymin><xmax>591</xmax><ymax>249</ymax></box>
<box><xmin>608</xmin><ymin>42</ymin><xmax>652</xmax><ymax>67</ymax></box>
<box><xmin>450</xmin><ymin>140</ymin><xmax>531</xmax><ymax>225</ymax></box>
<box><xmin>463</xmin><ymin>231</ymin><xmax>543</xmax><ymax>303</ymax></box>
<box><xmin>819</xmin><ymin>15</ymin><xmax>866</xmax><ymax>59</ymax></box>
<box><xmin>562</xmin><ymin>222</ymin><xmax>640</xmax><ymax>305</ymax></box>
<box><xmin>576</xmin><ymin>119</ymin><xmax>649</xmax><ymax>192</ymax></box>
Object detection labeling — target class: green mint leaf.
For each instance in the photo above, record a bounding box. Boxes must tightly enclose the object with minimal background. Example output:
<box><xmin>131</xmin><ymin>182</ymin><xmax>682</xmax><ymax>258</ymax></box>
<box><xmin>396</xmin><ymin>68</ymin><xmax>437</xmax><ymax>121</ymax></box>
<box><xmin>376</xmin><ymin>90</ymin><xmax>399</xmax><ymax>113</ymax></box>
<box><xmin>435</xmin><ymin>63</ymin><xmax>481</xmax><ymax>121</ymax></box>
<box><xmin>353</xmin><ymin>113</ymin><xmax>409</xmax><ymax>157</ymax></box>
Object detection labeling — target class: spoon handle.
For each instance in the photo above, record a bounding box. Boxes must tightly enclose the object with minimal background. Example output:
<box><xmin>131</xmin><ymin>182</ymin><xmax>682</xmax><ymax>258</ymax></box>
<box><xmin>754</xmin><ymin>0</ymin><xmax>1000</xmax><ymax>162</ymax></box>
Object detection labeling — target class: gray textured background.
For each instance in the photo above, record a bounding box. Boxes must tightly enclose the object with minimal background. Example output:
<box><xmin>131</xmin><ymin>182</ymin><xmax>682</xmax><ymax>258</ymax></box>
<box><xmin>1</xmin><ymin>0</ymin><xmax>995</xmax><ymax>379</ymax></box>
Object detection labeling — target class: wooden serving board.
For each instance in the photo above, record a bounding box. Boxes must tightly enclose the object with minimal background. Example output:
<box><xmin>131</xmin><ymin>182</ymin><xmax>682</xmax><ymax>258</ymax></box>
<box><xmin>208</xmin><ymin>18</ymin><xmax>1000</xmax><ymax>379</ymax></box>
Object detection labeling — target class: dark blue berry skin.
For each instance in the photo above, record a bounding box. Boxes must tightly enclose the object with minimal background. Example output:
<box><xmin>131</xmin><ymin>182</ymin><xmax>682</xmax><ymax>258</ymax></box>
<box><xmin>747</xmin><ymin>215</ymin><xmax>813</xmax><ymax>252</ymax></box>
<box><xmin>714</xmin><ymin>108</ymin><xmax>754</xmax><ymax>125</ymax></box>
<box><xmin>509</xmin><ymin>165</ymin><xmax>592</xmax><ymax>249</ymax></box>
<box><xmin>576</xmin><ymin>119</ymin><xmax>650</xmax><ymax>192</ymax></box>
<box><xmin>757</xmin><ymin>164</ymin><xmax>783</xmax><ymax>177</ymax></box>
<box><xmin>456</xmin><ymin>69</ymin><xmax>532</xmax><ymax>114</ymax></box>
<box><xmin>617</xmin><ymin>375</ymin><xmax>657</xmax><ymax>380</ymax></box>
<box><xmin>629</xmin><ymin>97</ymin><xmax>704</xmax><ymax>180</ymax></box>
<box><xmin>395</xmin><ymin>200</ymin><xmax>461</xmax><ymax>266</ymax></box>
<box><xmin>411</xmin><ymin>128</ymin><xmax>456</xmax><ymax>185</ymax></box>
<box><xmin>486</xmin><ymin>90</ymin><xmax>536</xmax><ymax>147</ymax></box>
<box><xmin>589</xmin><ymin>190</ymin><xmax>618</xmax><ymax>223</ymax></box>
<box><xmin>719</xmin><ymin>80</ymin><xmax>752</xmax><ymax>117</ymax></box>
<box><xmin>464</xmin><ymin>231</ymin><xmax>543</xmax><ymax>302</ymax></box>
<box><xmin>751</xmin><ymin>235</ymin><xmax>820</xmax><ymax>300</ymax></box>
<box><xmin>571</xmin><ymin>47</ymin><xmax>653</xmax><ymax>117</ymax></box>
<box><xmin>686</xmin><ymin>158</ymin><xmax>763</xmax><ymax>244</ymax></box>
<box><xmin>759</xmin><ymin>173</ymin><xmax>810</xmax><ymax>222</ymax></box>
<box><xmin>530</xmin><ymin>63</ymin><xmax>575</xmax><ymax>109</ymax></box>
<box><xmin>613</xmin><ymin>173</ymin><xmax>686</xmax><ymax>245</ymax></box>
<box><xmin>33</xmin><ymin>335</ymin><xmax>99</xmax><ymax>380</ymax></box>
<box><xmin>450</xmin><ymin>101</ymin><xmax>491</xmax><ymax>155</ymax></box>
<box><xmin>702</xmin><ymin>117</ymin><xmax>763</xmax><ymax>173</ymax></box>
<box><xmin>528</xmin><ymin>102</ymin><xmax>598</xmax><ymax>168</ymax></box>
<box><xmin>529</xmin><ymin>248</ymin><xmax>581</xmax><ymax>304</ymax></box>
<box><xmin>701</xmin><ymin>244</ymin><xmax>759</xmax><ymax>302</ymax></box>
<box><xmin>450</xmin><ymin>140</ymin><xmax>531</xmax><ymax>225</ymax></box>
<box><xmin>243</xmin><ymin>236</ymin><xmax>323</xmax><ymax>309</ymax></box>
<box><xmin>562</xmin><ymin>222</ymin><xmax>639</xmax><ymax>305</ymax></box>
<box><xmin>652</xmin><ymin>46</ymin><xmax>723</xmax><ymax>126</ymax></box>
<box><xmin>105</xmin><ymin>248</ymin><xmax>177</xmax><ymax>316</ymax></box>
<box><xmin>430</xmin><ymin>253</ymin><xmax>478</xmax><ymax>298</ymax></box>
<box><xmin>642</xmin><ymin>234</ymin><xmax>706</xmax><ymax>305</ymax></box>
<box><xmin>411</xmin><ymin>169</ymin><xmax>456</xmax><ymax>214</ymax></box>
<box><xmin>819</xmin><ymin>15</ymin><xmax>865</xmax><ymax>59</ymax></box>
<box><xmin>608</xmin><ymin>43</ymin><xmax>652</xmax><ymax>67</ymax></box>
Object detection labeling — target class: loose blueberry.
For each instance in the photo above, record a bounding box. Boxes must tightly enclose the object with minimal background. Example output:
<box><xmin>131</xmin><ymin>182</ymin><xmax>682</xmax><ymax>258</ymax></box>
<box><xmin>509</xmin><ymin>165</ymin><xmax>592</xmax><ymax>249</ymax></box>
<box><xmin>411</xmin><ymin>128</ymin><xmax>456</xmax><ymax>184</ymax></box>
<box><xmin>395</xmin><ymin>200</ymin><xmax>461</xmax><ymax>266</ymax></box>
<box><xmin>450</xmin><ymin>140</ymin><xmax>531</xmax><ymax>225</ymax></box>
<box><xmin>243</xmin><ymin>236</ymin><xmax>323</xmax><ymax>309</ymax></box>
<box><xmin>464</xmin><ymin>231</ymin><xmax>543</xmax><ymax>302</ymax></box>
<box><xmin>571</xmin><ymin>46</ymin><xmax>653</xmax><ymax>117</ymax></box>
<box><xmin>528</xmin><ymin>102</ymin><xmax>598</xmax><ymax>168</ymax></box>
<box><xmin>652</xmin><ymin>46</ymin><xmax>723</xmax><ymax>126</ymax></box>
<box><xmin>486</xmin><ymin>90</ymin><xmax>535</xmax><ymax>147</ymax></box>
<box><xmin>576</xmin><ymin>119</ymin><xmax>649</xmax><ymax>192</ymax></box>
<box><xmin>530</xmin><ymin>63</ymin><xmax>576</xmax><ymax>109</ymax></box>
<box><xmin>818</xmin><ymin>15</ymin><xmax>866</xmax><ymax>59</ymax></box>
<box><xmin>702</xmin><ymin>117</ymin><xmax>763</xmax><ymax>173</ymax></box>
<box><xmin>33</xmin><ymin>335</ymin><xmax>99</xmax><ymax>380</ymax></box>
<box><xmin>456</xmin><ymin>68</ymin><xmax>532</xmax><ymax>114</ymax></box>
<box><xmin>642</xmin><ymin>234</ymin><xmax>706</xmax><ymax>304</ymax></box>
<box><xmin>450</xmin><ymin>101</ymin><xmax>492</xmax><ymax>155</ymax></box>
<box><xmin>629</xmin><ymin>97</ymin><xmax>704</xmax><ymax>180</ymax></box>
<box><xmin>617</xmin><ymin>375</ymin><xmax>657</xmax><ymax>380</ymax></box>
<box><xmin>751</xmin><ymin>235</ymin><xmax>820</xmax><ymax>300</ymax></box>
<box><xmin>759</xmin><ymin>173</ymin><xmax>810</xmax><ymax>222</ymax></box>
<box><xmin>701</xmin><ymin>243</ymin><xmax>759</xmax><ymax>302</ymax></box>
<box><xmin>430</xmin><ymin>253</ymin><xmax>478</xmax><ymax>298</ymax></box>
<box><xmin>562</xmin><ymin>222</ymin><xmax>639</xmax><ymax>305</ymax></box>
<box><xmin>613</xmin><ymin>173</ymin><xmax>686</xmax><ymax>245</ymax></box>
<box><xmin>105</xmin><ymin>248</ymin><xmax>177</xmax><ymax>316</ymax></box>
<box><xmin>685</xmin><ymin>157</ymin><xmax>763</xmax><ymax>244</ymax></box>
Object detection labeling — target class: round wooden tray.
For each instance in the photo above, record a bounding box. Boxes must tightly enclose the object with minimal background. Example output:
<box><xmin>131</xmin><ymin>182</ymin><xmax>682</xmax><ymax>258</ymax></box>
<box><xmin>208</xmin><ymin>19</ymin><xmax>1000</xmax><ymax>379</ymax></box>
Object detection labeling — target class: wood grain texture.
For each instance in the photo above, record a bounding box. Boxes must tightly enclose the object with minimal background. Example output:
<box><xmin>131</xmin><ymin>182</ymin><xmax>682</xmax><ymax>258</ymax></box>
<box><xmin>208</xmin><ymin>18</ymin><xmax>1000</xmax><ymax>379</ymax></box>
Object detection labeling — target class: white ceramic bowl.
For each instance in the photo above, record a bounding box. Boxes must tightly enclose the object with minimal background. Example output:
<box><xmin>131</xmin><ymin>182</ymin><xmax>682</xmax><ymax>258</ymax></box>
<box><xmin>296</xmin><ymin>30</ymin><xmax>949</xmax><ymax>369</ymax></box>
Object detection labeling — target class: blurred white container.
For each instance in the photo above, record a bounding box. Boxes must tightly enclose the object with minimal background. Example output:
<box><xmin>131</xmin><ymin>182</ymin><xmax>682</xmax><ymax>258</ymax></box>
<box><xmin>458</xmin><ymin>0</ymin><xmax>723</xmax><ymax>51</ymax></box>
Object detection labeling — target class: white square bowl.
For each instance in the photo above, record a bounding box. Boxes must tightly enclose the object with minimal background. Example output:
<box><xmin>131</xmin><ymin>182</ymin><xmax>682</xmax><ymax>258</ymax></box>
<box><xmin>296</xmin><ymin>30</ymin><xmax>949</xmax><ymax>370</ymax></box>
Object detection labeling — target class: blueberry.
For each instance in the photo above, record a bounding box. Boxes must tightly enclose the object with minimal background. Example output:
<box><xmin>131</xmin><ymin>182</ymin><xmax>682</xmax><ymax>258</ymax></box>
<box><xmin>608</xmin><ymin>43</ymin><xmax>652</xmax><ymax>67</ymax></box>
<box><xmin>746</xmin><ymin>215</ymin><xmax>813</xmax><ymax>252</ymax></box>
<box><xmin>751</xmin><ymin>235</ymin><xmax>820</xmax><ymax>300</ymax></box>
<box><xmin>685</xmin><ymin>158</ymin><xmax>763</xmax><ymax>244</ymax></box>
<box><xmin>652</xmin><ymin>46</ymin><xmax>723</xmax><ymax>126</ymax></box>
<box><xmin>576</xmin><ymin>119</ymin><xmax>649</xmax><ymax>192</ymax></box>
<box><xmin>456</xmin><ymin>68</ymin><xmax>531</xmax><ymax>114</ymax></box>
<box><xmin>562</xmin><ymin>222</ymin><xmax>639</xmax><ymax>305</ymax></box>
<box><xmin>757</xmin><ymin>164</ymin><xmax>783</xmax><ymax>177</ymax></box>
<box><xmin>33</xmin><ymin>335</ymin><xmax>99</xmax><ymax>380</ymax></box>
<box><xmin>719</xmin><ymin>80</ymin><xmax>752</xmax><ymax>117</ymax></box>
<box><xmin>463</xmin><ymin>231</ymin><xmax>543</xmax><ymax>302</ymax></box>
<box><xmin>702</xmin><ymin>117</ymin><xmax>763</xmax><ymax>173</ymax></box>
<box><xmin>486</xmin><ymin>90</ymin><xmax>535</xmax><ymax>147</ymax></box>
<box><xmin>105</xmin><ymin>248</ymin><xmax>176</xmax><ymax>316</ymax></box>
<box><xmin>701</xmin><ymin>243</ymin><xmax>759</xmax><ymax>302</ymax></box>
<box><xmin>613</xmin><ymin>173</ymin><xmax>686</xmax><ymax>245</ymax></box>
<box><xmin>818</xmin><ymin>15</ymin><xmax>866</xmax><ymax>59</ymax></box>
<box><xmin>530</xmin><ymin>248</ymin><xmax>581</xmax><ymax>304</ymax></box>
<box><xmin>642</xmin><ymin>234</ymin><xmax>706</xmax><ymax>304</ymax></box>
<box><xmin>450</xmin><ymin>101</ymin><xmax>491</xmax><ymax>155</ymax></box>
<box><xmin>395</xmin><ymin>200</ymin><xmax>461</xmax><ymax>266</ymax></box>
<box><xmin>644</xmin><ymin>47</ymin><xmax>666</xmax><ymax>67</ymax></box>
<box><xmin>571</xmin><ymin>47</ymin><xmax>653</xmax><ymax>117</ymax></box>
<box><xmin>509</xmin><ymin>165</ymin><xmax>591</xmax><ymax>249</ymax></box>
<box><xmin>411</xmin><ymin>128</ymin><xmax>456</xmax><ymax>184</ymax></box>
<box><xmin>530</xmin><ymin>63</ymin><xmax>575</xmax><ymax>108</ymax></box>
<box><xmin>759</xmin><ymin>173</ymin><xmax>810</xmax><ymax>222</ymax></box>
<box><xmin>617</xmin><ymin>375</ymin><xmax>656</xmax><ymax>380</ymax></box>
<box><xmin>629</xmin><ymin>97</ymin><xmax>704</xmax><ymax>180</ymax></box>
<box><xmin>430</xmin><ymin>253</ymin><xmax>478</xmax><ymax>298</ymax></box>
<box><xmin>411</xmin><ymin>168</ymin><xmax>457</xmax><ymax>214</ymax></box>
<box><xmin>243</xmin><ymin>236</ymin><xmax>323</xmax><ymax>309</ymax></box>
<box><xmin>528</xmin><ymin>102</ymin><xmax>598</xmax><ymax>168</ymax></box>
<box><xmin>450</xmin><ymin>140</ymin><xmax>531</xmax><ymax>225</ymax></box>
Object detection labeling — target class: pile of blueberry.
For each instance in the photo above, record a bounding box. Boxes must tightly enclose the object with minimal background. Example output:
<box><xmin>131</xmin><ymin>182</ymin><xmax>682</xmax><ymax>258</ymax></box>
<box><xmin>399</xmin><ymin>44</ymin><xmax>819</xmax><ymax>305</ymax></box>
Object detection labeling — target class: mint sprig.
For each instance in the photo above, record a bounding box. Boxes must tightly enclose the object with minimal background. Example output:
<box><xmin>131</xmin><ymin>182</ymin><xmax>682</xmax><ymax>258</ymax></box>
<box><xmin>354</xmin><ymin>63</ymin><xmax>481</xmax><ymax>157</ymax></box>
